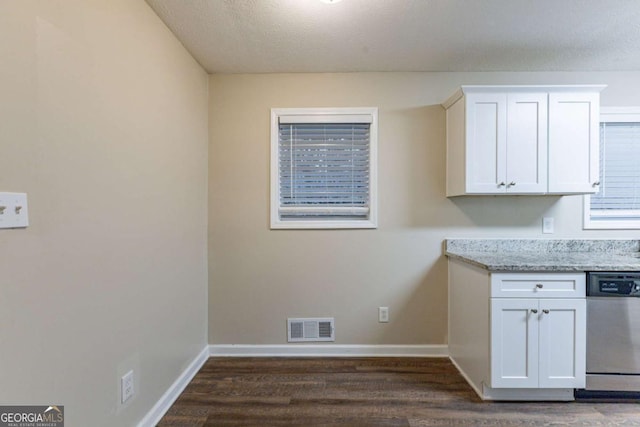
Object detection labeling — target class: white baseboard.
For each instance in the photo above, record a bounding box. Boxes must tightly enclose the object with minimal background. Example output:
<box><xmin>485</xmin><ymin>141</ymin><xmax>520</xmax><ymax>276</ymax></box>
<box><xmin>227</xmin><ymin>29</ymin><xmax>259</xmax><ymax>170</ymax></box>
<box><xmin>449</xmin><ymin>355</ymin><xmax>484</xmax><ymax>399</ymax></box>
<box><xmin>209</xmin><ymin>344</ymin><xmax>448</xmax><ymax>357</ymax></box>
<box><xmin>137</xmin><ymin>345</ymin><xmax>209</xmax><ymax>427</ymax></box>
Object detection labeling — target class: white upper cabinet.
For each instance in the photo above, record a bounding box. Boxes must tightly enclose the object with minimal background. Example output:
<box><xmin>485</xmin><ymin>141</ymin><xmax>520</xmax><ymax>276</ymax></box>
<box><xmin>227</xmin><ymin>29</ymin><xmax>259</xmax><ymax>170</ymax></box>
<box><xmin>463</xmin><ymin>92</ymin><xmax>547</xmax><ymax>194</ymax></box>
<box><xmin>548</xmin><ymin>92</ymin><xmax>601</xmax><ymax>194</ymax></box>
<box><xmin>464</xmin><ymin>93</ymin><xmax>507</xmax><ymax>194</ymax></box>
<box><xmin>506</xmin><ymin>93</ymin><xmax>548</xmax><ymax>193</ymax></box>
<box><xmin>443</xmin><ymin>85</ymin><xmax>605</xmax><ymax>196</ymax></box>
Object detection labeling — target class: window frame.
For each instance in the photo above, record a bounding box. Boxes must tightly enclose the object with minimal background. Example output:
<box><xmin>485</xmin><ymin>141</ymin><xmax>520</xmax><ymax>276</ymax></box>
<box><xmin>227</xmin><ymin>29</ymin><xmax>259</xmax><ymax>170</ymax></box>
<box><xmin>583</xmin><ymin>107</ymin><xmax>640</xmax><ymax>230</ymax></box>
<box><xmin>270</xmin><ymin>107</ymin><xmax>378</xmax><ymax>230</ymax></box>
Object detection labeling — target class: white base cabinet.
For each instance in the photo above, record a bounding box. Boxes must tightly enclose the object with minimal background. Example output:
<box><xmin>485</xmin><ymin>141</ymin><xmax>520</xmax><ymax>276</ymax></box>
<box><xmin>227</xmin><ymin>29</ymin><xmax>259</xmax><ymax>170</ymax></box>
<box><xmin>448</xmin><ymin>259</ymin><xmax>586</xmax><ymax>400</ymax></box>
<box><xmin>491</xmin><ymin>298</ymin><xmax>586</xmax><ymax>389</ymax></box>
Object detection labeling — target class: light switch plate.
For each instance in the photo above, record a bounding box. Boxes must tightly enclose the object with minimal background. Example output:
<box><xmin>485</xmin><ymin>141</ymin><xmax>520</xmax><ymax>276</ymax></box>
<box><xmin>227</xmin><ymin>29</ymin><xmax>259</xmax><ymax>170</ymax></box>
<box><xmin>378</xmin><ymin>307</ymin><xmax>389</xmax><ymax>323</ymax></box>
<box><xmin>0</xmin><ymin>192</ymin><xmax>29</xmax><ymax>229</ymax></box>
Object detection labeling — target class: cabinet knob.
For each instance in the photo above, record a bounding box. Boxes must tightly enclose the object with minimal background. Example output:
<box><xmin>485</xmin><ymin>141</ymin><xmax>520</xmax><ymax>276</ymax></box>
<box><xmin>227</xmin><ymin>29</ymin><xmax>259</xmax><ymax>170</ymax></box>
<box><xmin>508</xmin><ymin>182</ymin><xmax>516</xmax><ymax>187</ymax></box>
<box><xmin>542</xmin><ymin>309</ymin><xmax>550</xmax><ymax>314</ymax></box>
<box><xmin>592</xmin><ymin>181</ymin><xmax>600</xmax><ymax>187</ymax></box>
<box><xmin>531</xmin><ymin>309</ymin><xmax>538</xmax><ymax>314</ymax></box>
<box><xmin>536</xmin><ymin>283</ymin><xmax>543</xmax><ymax>289</ymax></box>
<box><xmin>498</xmin><ymin>182</ymin><xmax>506</xmax><ymax>187</ymax></box>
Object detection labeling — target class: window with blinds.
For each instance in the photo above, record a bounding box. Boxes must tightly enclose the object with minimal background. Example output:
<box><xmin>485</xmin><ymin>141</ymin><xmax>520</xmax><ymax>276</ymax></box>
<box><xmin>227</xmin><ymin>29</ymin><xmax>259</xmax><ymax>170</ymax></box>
<box><xmin>270</xmin><ymin>108</ymin><xmax>378</xmax><ymax>229</ymax></box>
<box><xmin>585</xmin><ymin>108</ymin><xmax>640</xmax><ymax>229</ymax></box>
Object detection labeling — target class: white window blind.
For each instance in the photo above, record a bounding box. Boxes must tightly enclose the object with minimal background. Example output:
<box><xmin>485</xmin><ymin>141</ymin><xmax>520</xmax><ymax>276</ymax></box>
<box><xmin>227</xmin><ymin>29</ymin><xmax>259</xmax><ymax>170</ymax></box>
<box><xmin>590</xmin><ymin>121</ymin><xmax>640</xmax><ymax>221</ymax></box>
<box><xmin>270</xmin><ymin>108</ymin><xmax>378</xmax><ymax>229</ymax></box>
<box><xmin>279</xmin><ymin>122</ymin><xmax>370</xmax><ymax>219</ymax></box>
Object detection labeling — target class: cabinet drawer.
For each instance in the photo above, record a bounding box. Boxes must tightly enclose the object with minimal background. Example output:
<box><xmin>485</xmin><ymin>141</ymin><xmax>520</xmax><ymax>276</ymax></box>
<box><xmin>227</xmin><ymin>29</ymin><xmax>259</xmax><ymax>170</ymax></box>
<box><xmin>491</xmin><ymin>273</ymin><xmax>585</xmax><ymax>298</ymax></box>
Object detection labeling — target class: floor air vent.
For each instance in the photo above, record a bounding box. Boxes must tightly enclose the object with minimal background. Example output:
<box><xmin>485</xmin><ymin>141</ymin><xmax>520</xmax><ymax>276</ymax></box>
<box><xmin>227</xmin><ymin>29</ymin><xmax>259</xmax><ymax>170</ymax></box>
<box><xmin>287</xmin><ymin>318</ymin><xmax>335</xmax><ymax>342</ymax></box>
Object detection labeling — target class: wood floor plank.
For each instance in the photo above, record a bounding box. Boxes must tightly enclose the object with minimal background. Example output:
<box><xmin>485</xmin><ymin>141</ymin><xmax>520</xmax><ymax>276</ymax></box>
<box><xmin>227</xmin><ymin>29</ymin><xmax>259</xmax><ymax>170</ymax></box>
<box><xmin>157</xmin><ymin>357</ymin><xmax>640</xmax><ymax>427</ymax></box>
<box><xmin>203</xmin><ymin>415</ymin><xmax>411</xmax><ymax>427</ymax></box>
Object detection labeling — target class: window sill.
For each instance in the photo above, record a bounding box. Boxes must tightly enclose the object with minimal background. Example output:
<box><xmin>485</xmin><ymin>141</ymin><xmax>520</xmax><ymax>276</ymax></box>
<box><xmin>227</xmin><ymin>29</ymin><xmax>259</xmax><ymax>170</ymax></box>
<box><xmin>583</xmin><ymin>195</ymin><xmax>640</xmax><ymax>230</ymax></box>
<box><xmin>270</xmin><ymin>219</ymin><xmax>377</xmax><ymax>230</ymax></box>
<box><xmin>583</xmin><ymin>220</ymin><xmax>640</xmax><ymax>230</ymax></box>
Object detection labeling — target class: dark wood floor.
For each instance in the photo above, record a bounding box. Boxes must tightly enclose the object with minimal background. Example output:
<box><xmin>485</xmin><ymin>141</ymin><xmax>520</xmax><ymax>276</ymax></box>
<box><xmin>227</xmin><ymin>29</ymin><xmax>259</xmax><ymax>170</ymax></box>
<box><xmin>158</xmin><ymin>357</ymin><xmax>640</xmax><ymax>426</ymax></box>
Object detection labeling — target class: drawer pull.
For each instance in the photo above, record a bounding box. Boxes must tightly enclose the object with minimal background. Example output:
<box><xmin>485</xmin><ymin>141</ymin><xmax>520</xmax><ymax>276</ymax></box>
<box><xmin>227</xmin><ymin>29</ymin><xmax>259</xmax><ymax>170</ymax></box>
<box><xmin>542</xmin><ymin>309</ymin><xmax>550</xmax><ymax>314</ymax></box>
<box><xmin>535</xmin><ymin>284</ymin><xmax>544</xmax><ymax>289</ymax></box>
<box><xmin>531</xmin><ymin>309</ymin><xmax>538</xmax><ymax>314</ymax></box>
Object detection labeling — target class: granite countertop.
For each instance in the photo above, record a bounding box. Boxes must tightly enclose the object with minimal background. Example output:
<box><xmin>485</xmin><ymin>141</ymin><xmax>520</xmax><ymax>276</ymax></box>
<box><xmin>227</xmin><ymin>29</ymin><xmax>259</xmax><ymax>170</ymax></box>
<box><xmin>445</xmin><ymin>239</ymin><xmax>640</xmax><ymax>272</ymax></box>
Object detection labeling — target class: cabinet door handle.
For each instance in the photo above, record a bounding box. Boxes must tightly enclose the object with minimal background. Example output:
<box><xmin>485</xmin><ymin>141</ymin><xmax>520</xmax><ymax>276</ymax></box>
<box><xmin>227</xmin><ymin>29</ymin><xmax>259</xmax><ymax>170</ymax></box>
<box><xmin>542</xmin><ymin>309</ymin><xmax>550</xmax><ymax>314</ymax></box>
<box><xmin>531</xmin><ymin>309</ymin><xmax>538</xmax><ymax>314</ymax></box>
<box><xmin>535</xmin><ymin>283</ymin><xmax>544</xmax><ymax>289</ymax></box>
<box><xmin>592</xmin><ymin>181</ymin><xmax>600</xmax><ymax>187</ymax></box>
<box><xmin>508</xmin><ymin>182</ymin><xmax>516</xmax><ymax>187</ymax></box>
<box><xmin>498</xmin><ymin>182</ymin><xmax>506</xmax><ymax>187</ymax></box>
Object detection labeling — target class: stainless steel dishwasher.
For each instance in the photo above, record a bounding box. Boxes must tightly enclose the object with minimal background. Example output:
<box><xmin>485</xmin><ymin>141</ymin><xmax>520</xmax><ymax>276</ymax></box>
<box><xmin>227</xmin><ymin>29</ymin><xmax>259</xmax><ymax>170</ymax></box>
<box><xmin>581</xmin><ymin>272</ymin><xmax>640</xmax><ymax>395</ymax></box>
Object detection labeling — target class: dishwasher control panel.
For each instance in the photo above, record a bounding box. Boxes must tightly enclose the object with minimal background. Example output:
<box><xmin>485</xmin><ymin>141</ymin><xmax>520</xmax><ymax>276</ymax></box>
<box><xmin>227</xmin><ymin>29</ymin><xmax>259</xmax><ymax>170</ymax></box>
<box><xmin>587</xmin><ymin>272</ymin><xmax>640</xmax><ymax>296</ymax></box>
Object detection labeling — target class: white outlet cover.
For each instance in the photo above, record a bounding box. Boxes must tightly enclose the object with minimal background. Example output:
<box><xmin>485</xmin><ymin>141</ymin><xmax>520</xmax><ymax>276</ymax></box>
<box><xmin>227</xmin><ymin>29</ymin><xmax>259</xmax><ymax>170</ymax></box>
<box><xmin>121</xmin><ymin>370</ymin><xmax>134</xmax><ymax>404</ymax></box>
<box><xmin>542</xmin><ymin>217</ymin><xmax>554</xmax><ymax>234</ymax></box>
<box><xmin>0</xmin><ymin>192</ymin><xmax>28</xmax><ymax>229</ymax></box>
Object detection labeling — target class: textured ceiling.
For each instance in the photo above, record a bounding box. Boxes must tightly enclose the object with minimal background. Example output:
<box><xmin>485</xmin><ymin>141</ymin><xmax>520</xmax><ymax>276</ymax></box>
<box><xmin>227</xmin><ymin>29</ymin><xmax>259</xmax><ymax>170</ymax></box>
<box><xmin>145</xmin><ymin>0</ymin><xmax>640</xmax><ymax>73</ymax></box>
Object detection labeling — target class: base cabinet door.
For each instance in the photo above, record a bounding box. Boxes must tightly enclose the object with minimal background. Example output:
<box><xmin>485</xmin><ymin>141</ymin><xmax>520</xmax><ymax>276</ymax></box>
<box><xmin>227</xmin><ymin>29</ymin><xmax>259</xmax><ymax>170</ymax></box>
<box><xmin>538</xmin><ymin>299</ymin><xmax>586</xmax><ymax>388</ymax></box>
<box><xmin>491</xmin><ymin>298</ymin><xmax>586</xmax><ymax>389</ymax></box>
<box><xmin>490</xmin><ymin>299</ymin><xmax>539</xmax><ymax>388</ymax></box>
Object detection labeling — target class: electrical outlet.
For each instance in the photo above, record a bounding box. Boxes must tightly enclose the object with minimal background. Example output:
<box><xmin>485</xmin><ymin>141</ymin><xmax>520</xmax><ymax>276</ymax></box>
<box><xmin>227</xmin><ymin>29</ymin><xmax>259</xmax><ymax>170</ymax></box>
<box><xmin>542</xmin><ymin>217</ymin><xmax>554</xmax><ymax>234</ymax></box>
<box><xmin>378</xmin><ymin>307</ymin><xmax>389</xmax><ymax>323</ymax></box>
<box><xmin>0</xmin><ymin>192</ymin><xmax>29</xmax><ymax>229</ymax></box>
<box><xmin>121</xmin><ymin>370</ymin><xmax>134</xmax><ymax>404</ymax></box>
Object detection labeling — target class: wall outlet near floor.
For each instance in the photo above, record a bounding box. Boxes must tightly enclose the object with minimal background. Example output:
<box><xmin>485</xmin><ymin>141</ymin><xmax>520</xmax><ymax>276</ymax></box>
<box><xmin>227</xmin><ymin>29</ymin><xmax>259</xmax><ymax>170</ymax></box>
<box><xmin>542</xmin><ymin>217</ymin><xmax>554</xmax><ymax>234</ymax></box>
<box><xmin>121</xmin><ymin>370</ymin><xmax>134</xmax><ymax>404</ymax></box>
<box><xmin>379</xmin><ymin>307</ymin><xmax>389</xmax><ymax>323</ymax></box>
<box><xmin>0</xmin><ymin>192</ymin><xmax>29</xmax><ymax>229</ymax></box>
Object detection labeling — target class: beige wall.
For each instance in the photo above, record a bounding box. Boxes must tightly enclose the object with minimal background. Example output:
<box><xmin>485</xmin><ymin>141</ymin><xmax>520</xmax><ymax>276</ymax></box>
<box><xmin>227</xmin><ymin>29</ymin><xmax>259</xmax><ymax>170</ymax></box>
<box><xmin>0</xmin><ymin>1</ymin><xmax>208</xmax><ymax>426</ymax></box>
<box><xmin>209</xmin><ymin>71</ymin><xmax>640</xmax><ymax>345</ymax></box>
<box><xmin>4</xmin><ymin>1</ymin><xmax>640</xmax><ymax>419</ymax></box>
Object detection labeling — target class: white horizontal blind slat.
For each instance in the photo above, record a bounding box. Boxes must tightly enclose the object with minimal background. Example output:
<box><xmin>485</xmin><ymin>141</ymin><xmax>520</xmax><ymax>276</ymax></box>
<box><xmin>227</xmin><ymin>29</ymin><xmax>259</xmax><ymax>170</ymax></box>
<box><xmin>279</xmin><ymin>122</ymin><xmax>370</xmax><ymax>219</ymax></box>
<box><xmin>279</xmin><ymin>114</ymin><xmax>373</xmax><ymax>124</ymax></box>
<box><xmin>591</xmin><ymin>122</ymin><xmax>640</xmax><ymax>220</ymax></box>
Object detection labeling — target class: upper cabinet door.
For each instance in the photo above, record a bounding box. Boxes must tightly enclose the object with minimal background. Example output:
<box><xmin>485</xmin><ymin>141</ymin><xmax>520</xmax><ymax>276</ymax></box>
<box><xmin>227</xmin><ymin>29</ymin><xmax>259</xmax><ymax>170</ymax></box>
<box><xmin>548</xmin><ymin>92</ymin><xmax>600</xmax><ymax>194</ymax></box>
<box><xmin>506</xmin><ymin>93</ymin><xmax>548</xmax><ymax>193</ymax></box>
<box><xmin>465</xmin><ymin>93</ymin><xmax>507</xmax><ymax>194</ymax></box>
